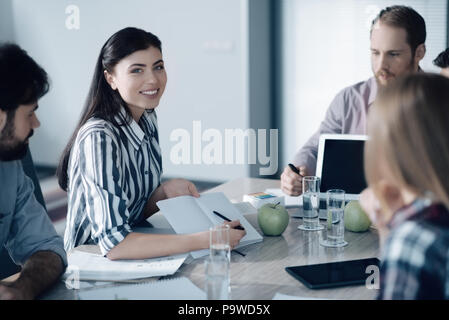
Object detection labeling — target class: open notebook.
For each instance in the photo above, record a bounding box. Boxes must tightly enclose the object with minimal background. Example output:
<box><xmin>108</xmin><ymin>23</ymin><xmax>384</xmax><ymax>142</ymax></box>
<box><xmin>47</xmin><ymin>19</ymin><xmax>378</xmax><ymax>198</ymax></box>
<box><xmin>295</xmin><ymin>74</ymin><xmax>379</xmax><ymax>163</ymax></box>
<box><xmin>64</xmin><ymin>251</ymin><xmax>188</xmax><ymax>281</ymax></box>
<box><xmin>157</xmin><ymin>192</ymin><xmax>263</xmax><ymax>259</ymax></box>
<box><xmin>79</xmin><ymin>277</ymin><xmax>206</xmax><ymax>300</ymax></box>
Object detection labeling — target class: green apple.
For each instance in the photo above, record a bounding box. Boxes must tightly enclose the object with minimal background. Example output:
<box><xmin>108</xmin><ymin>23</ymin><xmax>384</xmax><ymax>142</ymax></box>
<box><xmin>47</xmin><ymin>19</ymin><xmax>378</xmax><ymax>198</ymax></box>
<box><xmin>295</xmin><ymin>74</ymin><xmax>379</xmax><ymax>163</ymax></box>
<box><xmin>344</xmin><ymin>200</ymin><xmax>371</xmax><ymax>232</ymax></box>
<box><xmin>257</xmin><ymin>203</ymin><xmax>289</xmax><ymax>236</ymax></box>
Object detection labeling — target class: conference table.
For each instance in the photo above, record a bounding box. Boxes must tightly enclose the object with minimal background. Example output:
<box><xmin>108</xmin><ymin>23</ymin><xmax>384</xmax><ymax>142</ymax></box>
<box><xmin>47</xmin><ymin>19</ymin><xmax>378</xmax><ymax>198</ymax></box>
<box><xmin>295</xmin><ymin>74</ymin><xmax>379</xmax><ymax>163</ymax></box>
<box><xmin>41</xmin><ymin>178</ymin><xmax>380</xmax><ymax>300</ymax></box>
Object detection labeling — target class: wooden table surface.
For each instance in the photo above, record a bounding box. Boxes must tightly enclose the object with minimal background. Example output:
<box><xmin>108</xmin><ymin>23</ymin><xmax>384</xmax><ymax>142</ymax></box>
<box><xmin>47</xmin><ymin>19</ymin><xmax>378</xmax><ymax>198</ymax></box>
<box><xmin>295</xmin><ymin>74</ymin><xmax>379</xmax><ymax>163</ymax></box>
<box><xmin>41</xmin><ymin>178</ymin><xmax>380</xmax><ymax>300</ymax></box>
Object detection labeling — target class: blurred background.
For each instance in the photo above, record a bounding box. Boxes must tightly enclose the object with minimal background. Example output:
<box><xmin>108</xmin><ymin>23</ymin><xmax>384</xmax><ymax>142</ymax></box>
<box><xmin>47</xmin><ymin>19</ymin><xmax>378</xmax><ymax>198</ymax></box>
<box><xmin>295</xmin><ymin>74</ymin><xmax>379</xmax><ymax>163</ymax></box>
<box><xmin>0</xmin><ymin>0</ymin><xmax>447</xmax><ymax>233</ymax></box>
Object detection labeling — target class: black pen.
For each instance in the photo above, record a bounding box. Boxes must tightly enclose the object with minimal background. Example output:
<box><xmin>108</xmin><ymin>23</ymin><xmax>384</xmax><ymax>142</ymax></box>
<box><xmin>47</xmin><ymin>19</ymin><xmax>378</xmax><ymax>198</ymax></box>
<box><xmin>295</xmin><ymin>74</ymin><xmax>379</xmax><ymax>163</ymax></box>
<box><xmin>213</xmin><ymin>211</ymin><xmax>245</xmax><ymax>230</ymax></box>
<box><xmin>288</xmin><ymin>163</ymin><xmax>302</xmax><ymax>176</ymax></box>
<box><xmin>212</xmin><ymin>211</ymin><xmax>246</xmax><ymax>257</ymax></box>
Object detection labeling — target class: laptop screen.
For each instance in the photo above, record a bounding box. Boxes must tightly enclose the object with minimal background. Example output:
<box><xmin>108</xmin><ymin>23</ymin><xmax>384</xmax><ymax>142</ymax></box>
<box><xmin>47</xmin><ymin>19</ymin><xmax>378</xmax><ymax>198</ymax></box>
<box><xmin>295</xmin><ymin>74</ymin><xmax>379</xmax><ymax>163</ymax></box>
<box><xmin>320</xmin><ymin>139</ymin><xmax>367</xmax><ymax>194</ymax></box>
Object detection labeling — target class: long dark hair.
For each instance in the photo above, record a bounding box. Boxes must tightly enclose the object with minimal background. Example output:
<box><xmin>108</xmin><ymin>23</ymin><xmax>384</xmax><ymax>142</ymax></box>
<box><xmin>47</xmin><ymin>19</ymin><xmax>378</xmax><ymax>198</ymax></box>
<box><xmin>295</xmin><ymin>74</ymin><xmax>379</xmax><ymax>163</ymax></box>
<box><xmin>56</xmin><ymin>27</ymin><xmax>162</xmax><ymax>191</ymax></box>
<box><xmin>433</xmin><ymin>48</ymin><xmax>449</xmax><ymax>69</ymax></box>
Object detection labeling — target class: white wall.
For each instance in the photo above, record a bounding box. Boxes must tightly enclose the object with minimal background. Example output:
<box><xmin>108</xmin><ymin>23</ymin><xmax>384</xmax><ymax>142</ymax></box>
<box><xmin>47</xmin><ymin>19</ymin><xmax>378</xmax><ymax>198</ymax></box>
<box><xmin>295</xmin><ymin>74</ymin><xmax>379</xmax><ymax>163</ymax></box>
<box><xmin>0</xmin><ymin>0</ymin><xmax>14</xmax><ymax>42</ymax></box>
<box><xmin>6</xmin><ymin>0</ymin><xmax>264</xmax><ymax>182</ymax></box>
<box><xmin>281</xmin><ymin>0</ymin><xmax>447</xmax><ymax>167</ymax></box>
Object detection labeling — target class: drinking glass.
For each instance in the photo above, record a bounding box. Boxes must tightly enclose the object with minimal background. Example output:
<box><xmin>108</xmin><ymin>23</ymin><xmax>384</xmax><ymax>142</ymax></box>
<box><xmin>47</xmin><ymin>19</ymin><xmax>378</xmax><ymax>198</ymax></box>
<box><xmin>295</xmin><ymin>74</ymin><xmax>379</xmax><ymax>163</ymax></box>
<box><xmin>320</xmin><ymin>189</ymin><xmax>348</xmax><ymax>247</ymax></box>
<box><xmin>204</xmin><ymin>256</ymin><xmax>230</xmax><ymax>300</ymax></box>
<box><xmin>298</xmin><ymin>176</ymin><xmax>324</xmax><ymax>231</ymax></box>
<box><xmin>209</xmin><ymin>224</ymin><xmax>231</xmax><ymax>262</ymax></box>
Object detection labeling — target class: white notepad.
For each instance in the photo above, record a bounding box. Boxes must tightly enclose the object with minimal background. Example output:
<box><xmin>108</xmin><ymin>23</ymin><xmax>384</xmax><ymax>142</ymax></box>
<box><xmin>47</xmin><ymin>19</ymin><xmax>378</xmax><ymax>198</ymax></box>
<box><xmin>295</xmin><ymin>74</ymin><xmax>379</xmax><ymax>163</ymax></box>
<box><xmin>64</xmin><ymin>251</ymin><xmax>188</xmax><ymax>281</ymax></box>
<box><xmin>157</xmin><ymin>192</ymin><xmax>263</xmax><ymax>259</ymax></box>
<box><xmin>272</xmin><ymin>292</ymin><xmax>329</xmax><ymax>300</ymax></box>
<box><xmin>79</xmin><ymin>277</ymin><xmax>206</xmax><ymax>300</ymax></box>
<box><xmin>265</xmin><ymin>188</ymin><xmax>302</xmax><ymax>207</ymax></box>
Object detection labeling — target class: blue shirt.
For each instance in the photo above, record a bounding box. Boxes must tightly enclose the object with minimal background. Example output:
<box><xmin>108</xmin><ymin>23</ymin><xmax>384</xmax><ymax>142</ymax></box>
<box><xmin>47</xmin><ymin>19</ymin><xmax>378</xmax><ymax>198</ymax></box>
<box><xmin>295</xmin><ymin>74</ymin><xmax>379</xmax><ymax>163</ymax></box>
<box><xmin>64</xmin><ymin>108</ymin><xmax>162</xmax><ymax>255</ymax></box>
<box><xmin>0</xmin><ymin>160</ymin><xmax>67</xmax><ymax>267</ymax></box>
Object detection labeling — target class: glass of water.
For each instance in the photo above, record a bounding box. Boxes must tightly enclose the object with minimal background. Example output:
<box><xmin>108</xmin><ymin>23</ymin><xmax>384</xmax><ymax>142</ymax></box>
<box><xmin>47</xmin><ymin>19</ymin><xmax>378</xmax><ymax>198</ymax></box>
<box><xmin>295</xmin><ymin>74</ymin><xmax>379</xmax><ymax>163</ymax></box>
<box><xmin>205</xmin><ymin>256</ymin><xmax>230</xmax><ymax>300</ymax></box>
<box><xmin>320</xmin><ymin>189</ymin><xmax>348</xmax><ymax>247</ymax></box>
<box><xmin>298</xmin><ymin>176</ymin><xmax>324</xmax><ymax>231</ymax></box>
<box><xmin>210</xmin><ymin>224</ymin><xmax>231</xmax><ymax>262</ymax></box>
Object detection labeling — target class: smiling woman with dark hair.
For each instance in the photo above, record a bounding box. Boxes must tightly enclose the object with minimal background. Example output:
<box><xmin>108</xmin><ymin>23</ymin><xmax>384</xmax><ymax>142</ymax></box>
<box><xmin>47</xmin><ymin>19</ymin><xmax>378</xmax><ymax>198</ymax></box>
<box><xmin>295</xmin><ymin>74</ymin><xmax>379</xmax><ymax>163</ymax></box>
<box><xmin>58</xmin><ymin>27</ymin><xmax>246</xmax><ymax>260</ymax></box>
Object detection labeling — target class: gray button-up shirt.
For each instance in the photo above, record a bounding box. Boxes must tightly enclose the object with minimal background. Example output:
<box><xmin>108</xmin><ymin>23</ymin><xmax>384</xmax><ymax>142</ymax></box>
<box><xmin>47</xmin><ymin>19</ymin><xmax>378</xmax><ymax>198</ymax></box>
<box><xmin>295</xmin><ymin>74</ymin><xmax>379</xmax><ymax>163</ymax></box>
<box><xmin>0</xmin><ymin>160</ymin><xmax>67</xmax><ymax>267</ymax></box>
<box><xmin>292</xmin><ymin>77</ymin><xmax>377</xmax><ymax>174</ymax></box>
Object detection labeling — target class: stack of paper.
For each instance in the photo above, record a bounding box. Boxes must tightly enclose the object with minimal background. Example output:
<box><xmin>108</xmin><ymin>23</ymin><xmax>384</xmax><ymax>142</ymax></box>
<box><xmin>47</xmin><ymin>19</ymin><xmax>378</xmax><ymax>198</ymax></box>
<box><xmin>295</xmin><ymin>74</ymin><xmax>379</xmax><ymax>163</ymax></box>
<box><xmin>79</xmin><ymin>277</ymin><xmax>206</xmax><ymax>300</ymax></box>
<box><xmin>264</xmin><ymin>188</ymin><xmax>302</xmax><ymax>207</ymax></box>
<box><xmin>272</xmin><ymin>292</ymin><xmax>329</xmax><ymax>300</ymax></box>
<box><xmin>64</xmin><ymin>251</ymin><xmax>188</xmax><ymax>281</ymax></box>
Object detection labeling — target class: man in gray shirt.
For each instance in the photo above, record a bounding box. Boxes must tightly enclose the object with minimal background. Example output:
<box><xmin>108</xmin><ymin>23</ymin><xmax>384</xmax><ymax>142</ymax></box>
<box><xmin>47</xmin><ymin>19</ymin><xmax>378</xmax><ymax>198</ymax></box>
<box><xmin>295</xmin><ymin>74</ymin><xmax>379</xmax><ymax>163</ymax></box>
<box><xmin>281</xmin><ymin>5</ymin><xmax>427</xmax><ymax>196</ymax></box>
<box><xmin>0</xmin><ymin>44</ymin><xmax>67</xmax><ymax>299</ymax></box>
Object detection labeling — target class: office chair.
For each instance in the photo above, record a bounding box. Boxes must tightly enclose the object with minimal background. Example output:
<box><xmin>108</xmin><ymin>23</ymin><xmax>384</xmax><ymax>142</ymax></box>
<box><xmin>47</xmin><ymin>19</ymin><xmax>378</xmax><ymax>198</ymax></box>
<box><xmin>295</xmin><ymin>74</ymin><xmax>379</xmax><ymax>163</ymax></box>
<box><xmin>0</xmin><ymin>147</ymin><xmax>47</xmax><ymax>279</ymax></box>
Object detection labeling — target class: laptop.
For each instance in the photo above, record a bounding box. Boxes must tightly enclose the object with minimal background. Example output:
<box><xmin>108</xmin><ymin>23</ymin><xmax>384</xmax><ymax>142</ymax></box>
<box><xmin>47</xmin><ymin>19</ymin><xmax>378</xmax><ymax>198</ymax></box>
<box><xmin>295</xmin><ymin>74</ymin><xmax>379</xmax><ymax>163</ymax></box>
<box><xmin>292</xmin><ymin>134</ymin><xmax>368</xmax><ymax>219</ymax></box>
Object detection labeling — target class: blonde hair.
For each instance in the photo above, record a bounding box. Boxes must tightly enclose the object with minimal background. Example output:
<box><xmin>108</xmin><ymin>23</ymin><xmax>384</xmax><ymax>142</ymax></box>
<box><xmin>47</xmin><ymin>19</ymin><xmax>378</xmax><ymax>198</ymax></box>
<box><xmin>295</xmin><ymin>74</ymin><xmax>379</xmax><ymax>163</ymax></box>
<box><xmin>365</xmin><ymin>73</ymin><xmax>449</xmax><ymax>208</ymax></box>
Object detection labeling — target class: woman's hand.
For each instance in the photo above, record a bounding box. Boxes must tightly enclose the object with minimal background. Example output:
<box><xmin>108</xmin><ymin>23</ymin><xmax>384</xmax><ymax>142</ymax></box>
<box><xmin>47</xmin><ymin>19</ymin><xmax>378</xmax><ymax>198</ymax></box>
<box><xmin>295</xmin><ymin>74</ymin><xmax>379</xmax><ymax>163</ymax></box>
<box><xmin>359</xmin><ymin>188</ymin><xmax>389</xmax><ymax>247</ymax></box>
<box><xmin>359</xmin><ymin>188</ymin><xmax>381</xmax><ymax>226</ymax></box>
<box><xmin>196</xmin><ymin>221</ymin><xmax>246</xmax><ymax>250</ymax></box>
<box><xmin>162</xmin><ymin>179</ymin><xmax>200</xmax><ymax>199</ymax></box>
<box><xmin>224</xmin><ymin>220</ymin><xmax>247</xmax><ymax>249</ymax></box>
<box><xmin>143</xmin><ymin>179</ymin><xmax>199</xmax><ymax>218</ymax></box>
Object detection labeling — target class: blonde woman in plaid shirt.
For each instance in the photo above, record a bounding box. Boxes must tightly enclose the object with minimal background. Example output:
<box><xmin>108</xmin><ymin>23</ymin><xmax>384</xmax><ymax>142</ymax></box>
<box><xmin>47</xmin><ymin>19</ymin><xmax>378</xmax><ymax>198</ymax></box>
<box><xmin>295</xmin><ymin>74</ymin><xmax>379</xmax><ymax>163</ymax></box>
<box><xmin>360</xmin><ymin>73</ymin><xmax>449</xmax><ymax>299</ymax></box>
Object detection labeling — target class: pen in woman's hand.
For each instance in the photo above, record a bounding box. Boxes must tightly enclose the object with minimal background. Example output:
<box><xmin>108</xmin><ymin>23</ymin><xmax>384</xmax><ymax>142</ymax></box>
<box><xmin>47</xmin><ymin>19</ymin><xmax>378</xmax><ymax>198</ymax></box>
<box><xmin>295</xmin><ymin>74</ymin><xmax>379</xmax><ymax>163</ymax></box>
<box><xmin>213</xmin><ymin>211</ymin><xmax>245</xmax><ymax>230</ymax></box>
<box><xmin>211</xmin><ymin>211</ymin><xmax>246</xmax><ymax>257</ymax></box>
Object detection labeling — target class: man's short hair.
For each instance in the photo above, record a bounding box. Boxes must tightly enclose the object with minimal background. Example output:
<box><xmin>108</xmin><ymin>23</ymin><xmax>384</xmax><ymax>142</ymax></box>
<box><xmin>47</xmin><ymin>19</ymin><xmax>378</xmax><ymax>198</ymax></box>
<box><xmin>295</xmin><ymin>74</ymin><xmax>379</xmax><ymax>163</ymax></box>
<box><xmin>371</xmin><ymin>5</ymin><xmax>426</xmax><ymax>55</ymax></box>
<box><xmin>0</xmin><ymin>43</ymin><xmax>49</xmax><ymax>112</ymax></box>
<box><xmin>433</xmin><ymin>48</ymin><xmax>449</xmax><ymax>69</ymax></box>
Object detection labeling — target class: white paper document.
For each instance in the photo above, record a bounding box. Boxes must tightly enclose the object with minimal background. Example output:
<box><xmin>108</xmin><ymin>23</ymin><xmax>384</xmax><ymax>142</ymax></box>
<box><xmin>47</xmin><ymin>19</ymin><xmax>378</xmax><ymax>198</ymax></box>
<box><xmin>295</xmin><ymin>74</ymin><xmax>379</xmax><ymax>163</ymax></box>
<box><xmin>264</xmin><ymin>188</ymin><xmax>302</xmax><ymax>207</ymax></box>
<box><xmin>157</xmin><ymin>192</ymin><xmax>263</xmax><ymax>259</ymax></box>
<box><xmin>79</xmin><ymin>277</ymin><xmax>206</xmax><ymax>300</ymax></box>
<box><xmin>64</xmin><ymin>251</ymin><xmax>188</xmax><ymax>281</ymax></box>
<box><xmin>272</xmin><ymin>292</ymin><xmax>329</xmax><ymax>300</ymax></box>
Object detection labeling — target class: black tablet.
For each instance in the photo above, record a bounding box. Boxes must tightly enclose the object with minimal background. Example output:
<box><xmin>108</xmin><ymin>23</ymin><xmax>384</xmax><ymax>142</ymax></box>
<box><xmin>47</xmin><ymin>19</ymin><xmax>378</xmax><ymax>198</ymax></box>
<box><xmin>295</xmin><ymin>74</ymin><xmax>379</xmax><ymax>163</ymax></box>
<box><xmin>285</xmin><ymin>257</ymin><xmax>380</xmax><ymax>289</ymax></box>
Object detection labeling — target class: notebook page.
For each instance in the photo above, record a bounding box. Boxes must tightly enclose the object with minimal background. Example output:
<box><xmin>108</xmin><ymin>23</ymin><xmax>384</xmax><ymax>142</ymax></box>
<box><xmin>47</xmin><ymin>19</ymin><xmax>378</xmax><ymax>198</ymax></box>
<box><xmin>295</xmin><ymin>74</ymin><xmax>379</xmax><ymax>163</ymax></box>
<box><xmin>156</xmin><ymin>195</ymin><xmax>214</xmax><ymax>234</ymax></box>
<box><xmin>156</xmin><ymin>196</ymin><xmax>214</xmax><ymax>259</ymax></box>
<box><xmin>79</xmin><ymin>277</ymin><xmax>206</xmax><ymax>300</ymax></box>
<box><xmin>197</xmin><ymin>192</ymin><xmax>263</xmax><ymax>247</ymax></box>
<box><xmin>64</xmin><ymin>251</ymin><xmax>187</xmax><ymax>281</ymax></box>
<box><xmin>157</xmin><ymin>193</ymin><xmax>262</xmax><ymax>258</ymax></box>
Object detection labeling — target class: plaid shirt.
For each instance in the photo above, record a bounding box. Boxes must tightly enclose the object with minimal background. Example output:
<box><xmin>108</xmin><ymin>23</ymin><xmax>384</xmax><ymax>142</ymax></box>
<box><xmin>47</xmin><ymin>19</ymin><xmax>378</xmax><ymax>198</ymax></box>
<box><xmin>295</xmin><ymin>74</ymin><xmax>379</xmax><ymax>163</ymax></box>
<box><xmin>378</xmin><ymin>198</ymin><xmax>449</xmax><ymax>300</ymax></box>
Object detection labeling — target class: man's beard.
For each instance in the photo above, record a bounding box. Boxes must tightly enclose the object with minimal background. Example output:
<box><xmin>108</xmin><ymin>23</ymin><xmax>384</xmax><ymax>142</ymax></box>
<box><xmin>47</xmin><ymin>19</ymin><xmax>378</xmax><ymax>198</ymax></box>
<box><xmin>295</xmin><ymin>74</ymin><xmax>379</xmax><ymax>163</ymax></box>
<box><xmin>0</xmin><ymin>121</ymin><xmax>32</xmax><ymax>161</ymax></box>
<box><xmin>375</xmin><ymin>57</ymin><xmax>416</xmax><ymax>87</ymax></box>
